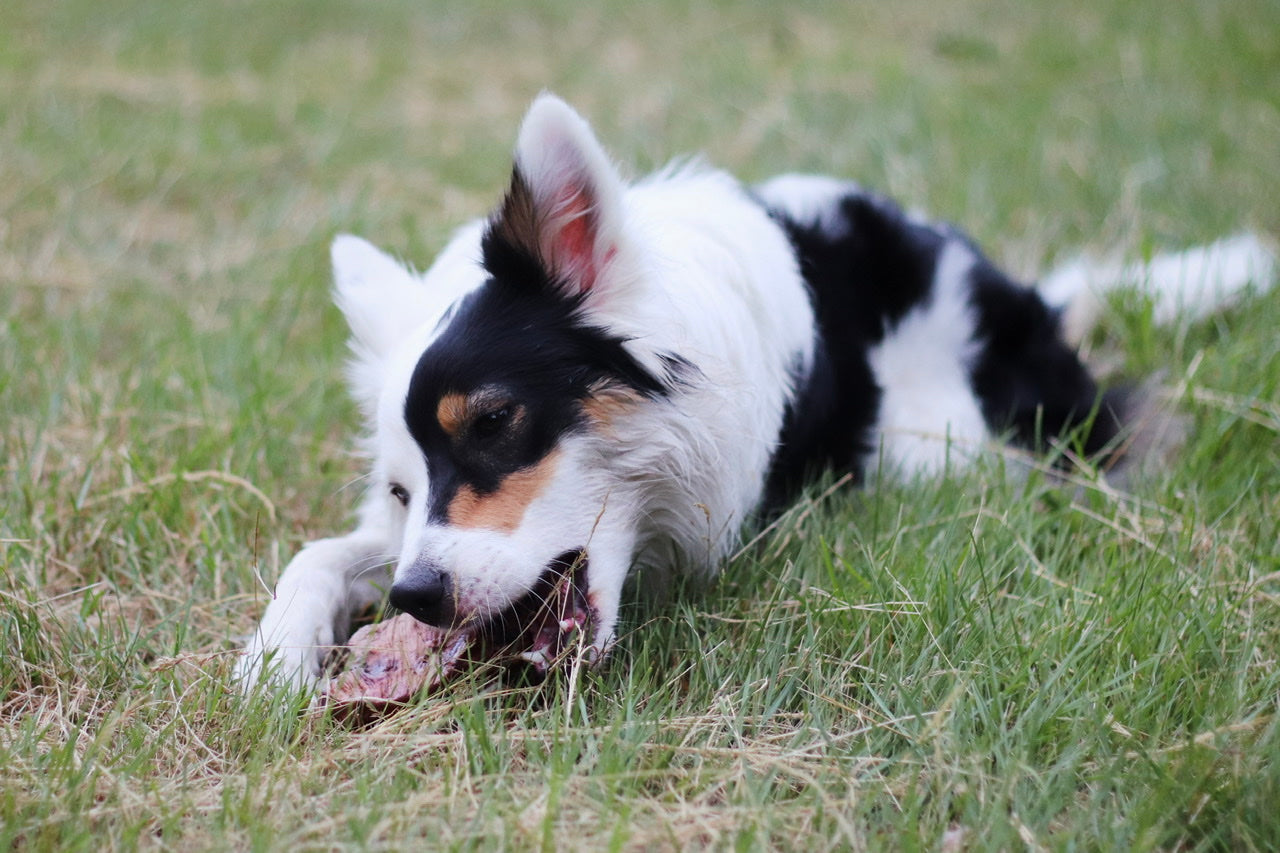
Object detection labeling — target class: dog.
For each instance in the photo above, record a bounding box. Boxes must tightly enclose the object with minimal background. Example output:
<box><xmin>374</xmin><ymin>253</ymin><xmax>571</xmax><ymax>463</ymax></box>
<box><xmin>235</xmin><ymin>93</ymin><xmax>1274</xmax><ymax>690</ymax></box>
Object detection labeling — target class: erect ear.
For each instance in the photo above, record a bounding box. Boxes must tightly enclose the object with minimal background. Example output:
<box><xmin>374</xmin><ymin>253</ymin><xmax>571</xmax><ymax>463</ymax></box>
<box><xmin>483</xmin><ymin>93</ymin><xmax>626</xmax><ymax>299</ymax></box>
<box><xmin>331</xmin><ymin>234</ymin><xmax>432</xmax><ymax>418</ymax></box>
<box><xmin>331</xmin><ymin>234</ymin><xmax>428</xmax><ymax>360</ymax></box>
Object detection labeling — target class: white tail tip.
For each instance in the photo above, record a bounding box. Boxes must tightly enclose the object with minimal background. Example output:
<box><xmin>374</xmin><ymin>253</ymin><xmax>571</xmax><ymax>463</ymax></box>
<box><xmin>1043</xmin><ymin>232</ymin><xmax>1277</xmax><ymax>342</ymax></box>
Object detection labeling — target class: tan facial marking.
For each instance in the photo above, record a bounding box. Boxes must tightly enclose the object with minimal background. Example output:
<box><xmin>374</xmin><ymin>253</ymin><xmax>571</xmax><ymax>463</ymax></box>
<box><xmin>436</xmin><ymin>393</ymin><xmax>469</xmax><ymax>437</ymax></box>
<box><xmin>447</xmin><ymin>451</ymin><xmax>560</xmax><ymax>532</ymax></box>
<box><xmin>581</xmin><ymin>385</ymin><xmax>642</xmax><ymax>429</ymax></box>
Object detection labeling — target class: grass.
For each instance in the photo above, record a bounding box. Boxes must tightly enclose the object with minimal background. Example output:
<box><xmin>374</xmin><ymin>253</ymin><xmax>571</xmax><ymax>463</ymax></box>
<box><xmin>2</xmin><ymin>0</ymin><xmax>1279</xmax><ymax>848</ymax></box>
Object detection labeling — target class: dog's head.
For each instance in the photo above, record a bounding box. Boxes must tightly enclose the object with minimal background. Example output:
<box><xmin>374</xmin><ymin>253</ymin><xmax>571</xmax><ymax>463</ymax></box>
<box><xmin>331</xmin><ymin>95</ymin><xmax>677</xmax><ymax>648</ymax></box>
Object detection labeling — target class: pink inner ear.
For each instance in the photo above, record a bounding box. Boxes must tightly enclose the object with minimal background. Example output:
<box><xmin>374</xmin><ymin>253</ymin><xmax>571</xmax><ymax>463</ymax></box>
<box><xmin>549</xmin><ymin>184</ymin><xmax>600</xmax><ymax>294</ymax></box>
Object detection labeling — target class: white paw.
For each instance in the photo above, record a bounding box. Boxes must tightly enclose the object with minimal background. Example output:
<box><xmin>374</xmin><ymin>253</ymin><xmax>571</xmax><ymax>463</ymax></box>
<box><xmin>234</xmin><ymin>609</ymin><xmax>337</xmax><ymax>692</ymax></box>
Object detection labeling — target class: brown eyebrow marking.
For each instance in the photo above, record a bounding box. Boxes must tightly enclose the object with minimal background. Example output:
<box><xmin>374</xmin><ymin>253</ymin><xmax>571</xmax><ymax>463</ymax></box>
<box><xmin>436</xmin><ymin>392</ymin><xmax>469</xmax><ymax>437</ymax></box>
<box><xmin>447</xmin><ymin>451</ymin><xmax>560</xmax><ymax>532</ymax></box>
<box><xmin>436</xmin><ymin>387</ymin><xmax>516</xmax><ymax>438</ymax></box>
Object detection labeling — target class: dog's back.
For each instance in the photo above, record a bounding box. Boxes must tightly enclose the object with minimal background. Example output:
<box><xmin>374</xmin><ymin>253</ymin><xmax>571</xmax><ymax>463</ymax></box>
<box><xmin>756</xmin><ymin>175</ymin><xmax>1119</xmax><ymax>504</ymax></box>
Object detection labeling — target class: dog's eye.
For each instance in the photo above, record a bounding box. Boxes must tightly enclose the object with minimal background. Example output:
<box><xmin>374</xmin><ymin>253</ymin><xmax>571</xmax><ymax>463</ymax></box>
<box><xmin>473</xmin><ymin>406</ymin><xmax>512</xmax><ymax>439</ymax></box>
<box><xmin>389</xmin><ymin>484</ymin><xmax>410</xmax><ymax>506</ymax></box>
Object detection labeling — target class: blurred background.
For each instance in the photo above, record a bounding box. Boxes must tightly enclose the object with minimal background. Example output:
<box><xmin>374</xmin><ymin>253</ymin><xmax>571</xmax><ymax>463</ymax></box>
<box><xmin>2</xmin><ymin>2</ymin><xmax>1278</xmax><ymax>846</ymax></box>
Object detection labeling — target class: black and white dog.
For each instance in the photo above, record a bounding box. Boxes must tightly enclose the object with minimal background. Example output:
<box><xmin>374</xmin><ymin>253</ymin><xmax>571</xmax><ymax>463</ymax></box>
<box><xmin>236</xmin><ymin>93</ymin><xmax>1273</xmax><ymax>689</ymax></box>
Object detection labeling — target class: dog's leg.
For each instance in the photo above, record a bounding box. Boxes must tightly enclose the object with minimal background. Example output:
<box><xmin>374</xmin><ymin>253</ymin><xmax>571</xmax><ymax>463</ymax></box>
<box><xmin>581</xmin><ymin>522</ymin><xmax>637</xmax><ymax>662</ymax></box>
<box><xmin>235</xmin><ymin>527</ymin><xmax>392</xmax><ymax>691</ymax></box>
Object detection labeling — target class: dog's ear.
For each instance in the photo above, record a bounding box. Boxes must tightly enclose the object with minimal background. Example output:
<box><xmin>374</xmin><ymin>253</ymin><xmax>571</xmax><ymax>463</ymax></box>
<box><xmin>332</xmin><ymin>234</ymin><xmax>429</xmax><ymax>417</ymax></box>
<box><xmin>484</xmin><ymin>93</ymin><xmax>626</xmax><ymax>302</ymax></box>
<box><xmin>331</xmin><ymin>235</ymin><xmax>427</xmax><ymax>355</ymax></box>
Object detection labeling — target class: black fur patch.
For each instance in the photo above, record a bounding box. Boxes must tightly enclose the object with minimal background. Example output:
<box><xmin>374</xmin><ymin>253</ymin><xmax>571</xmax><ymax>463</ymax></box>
<box><xmin>966</xmin><ymin>258</ymin><xmax>1123</xmax><ymax>457</ymax></box>
<box><xmin>762</xmin><ymin>191</ymin><xmax>946</xmax><ymax>508</ymax></box>
<box><xmin>762</xmin><ymin>187</ymin><xmax>1120</xmax><ymax>510</ymax></box>
<box><xmin>402</xmin><ymin>221</ymin><xmax>670</xmax><ymax>524</ymax></box>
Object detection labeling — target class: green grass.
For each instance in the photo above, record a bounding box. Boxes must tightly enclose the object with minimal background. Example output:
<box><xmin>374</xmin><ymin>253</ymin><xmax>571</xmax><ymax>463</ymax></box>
<box><xmin>3</xmin><ymin>0</ymin><xmax>1279</xmax><ymax>848</ymax></box>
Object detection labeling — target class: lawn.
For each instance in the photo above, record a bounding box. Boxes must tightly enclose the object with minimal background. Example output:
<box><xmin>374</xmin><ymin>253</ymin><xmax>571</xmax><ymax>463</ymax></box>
<box><xmin>2</xmin><ymin>0</ymin><xmax>1279</xmax><ymax>848</ymax></box>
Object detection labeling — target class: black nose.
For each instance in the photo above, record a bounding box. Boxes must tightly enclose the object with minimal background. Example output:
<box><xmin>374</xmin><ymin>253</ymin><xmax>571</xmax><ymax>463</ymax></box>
<box><xmin>389</xmin><ymin>564</ymin><xmax>454</xmax><ymax>627</ymax></box>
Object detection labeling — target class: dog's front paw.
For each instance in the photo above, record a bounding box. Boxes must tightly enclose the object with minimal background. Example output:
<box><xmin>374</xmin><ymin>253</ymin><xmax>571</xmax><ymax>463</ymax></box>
<box><xmin>233</xmin><ymin>612</ymin><xmax>337</xmax><ymax>693</ymax></box>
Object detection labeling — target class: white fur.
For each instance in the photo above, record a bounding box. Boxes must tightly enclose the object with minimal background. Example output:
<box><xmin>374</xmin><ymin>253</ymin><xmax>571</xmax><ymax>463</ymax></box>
<box><xmin>866</xmin><ymin>241</ymin><xmax>990</xmax><ymax>475</ymax></box>
<box><xmin>1041</xmin><ymin>232</ymin><xmax>1277</xmax><ymax>343</ymax></box>
<box><xmin>332</xmin><ymin>224</ymin><xmax>487</xmax><ymax>419</ymax></box>
<box><xmin>755</xmin><ymin>173</ymin><xmax>860</xmax><ymax>237</ymax></box>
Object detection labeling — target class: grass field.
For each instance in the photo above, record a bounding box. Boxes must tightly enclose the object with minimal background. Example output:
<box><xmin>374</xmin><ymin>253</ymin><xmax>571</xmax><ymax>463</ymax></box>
<box><xmin>3</xmin><ymin>0</ymin><xmax>1279</xmax><ymax>848</ymax></box>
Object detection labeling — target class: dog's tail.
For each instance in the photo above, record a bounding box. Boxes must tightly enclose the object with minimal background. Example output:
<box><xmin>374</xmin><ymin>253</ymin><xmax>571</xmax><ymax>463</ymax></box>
<box><xmin>1036</xmin><ymin>233</ymin><xmax>1276</xmax><ymax>479</ymax></box>
<box><xmin>1039</xmin><ymin>232</ymin><xmax>1277</xmax><ymax>344</ymax></box>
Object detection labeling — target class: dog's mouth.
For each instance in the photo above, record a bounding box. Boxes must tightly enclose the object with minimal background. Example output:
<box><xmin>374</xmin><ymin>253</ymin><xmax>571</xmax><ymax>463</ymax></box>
<box><xmin>458</xmin><ymin>549</ymin><xmax>593</xmax><ymax>674</ymax></box>
<box><xmin>324</xmin><ymin>550</ymin><xmax>593</xmax><ymax>714</ymax></box>
<box><xmin>407</xmin><ymin>548</ymin><xmax>591</xmax><ymax>676</ymax></box>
